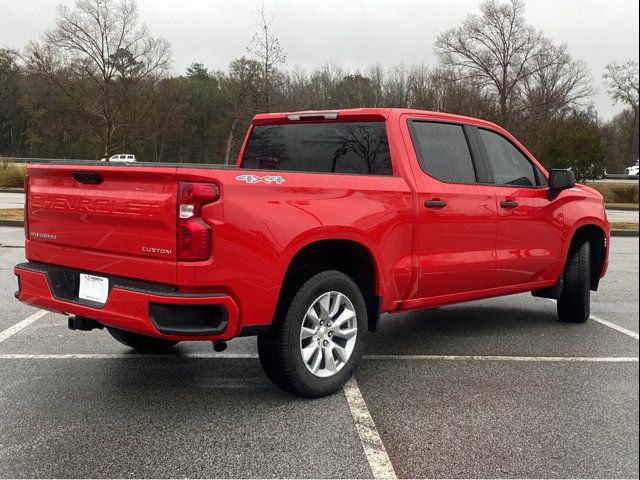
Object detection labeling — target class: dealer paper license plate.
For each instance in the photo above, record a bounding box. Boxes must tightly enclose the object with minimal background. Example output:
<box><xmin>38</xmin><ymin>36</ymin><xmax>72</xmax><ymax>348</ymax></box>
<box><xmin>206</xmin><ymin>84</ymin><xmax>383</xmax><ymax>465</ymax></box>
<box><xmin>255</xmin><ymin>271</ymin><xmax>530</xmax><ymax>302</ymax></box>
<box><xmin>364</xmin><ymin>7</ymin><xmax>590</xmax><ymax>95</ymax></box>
<box><xmin>78</xmin><ymin>273</ymin><xmax>109</xmax><ymax>304</ymax></box>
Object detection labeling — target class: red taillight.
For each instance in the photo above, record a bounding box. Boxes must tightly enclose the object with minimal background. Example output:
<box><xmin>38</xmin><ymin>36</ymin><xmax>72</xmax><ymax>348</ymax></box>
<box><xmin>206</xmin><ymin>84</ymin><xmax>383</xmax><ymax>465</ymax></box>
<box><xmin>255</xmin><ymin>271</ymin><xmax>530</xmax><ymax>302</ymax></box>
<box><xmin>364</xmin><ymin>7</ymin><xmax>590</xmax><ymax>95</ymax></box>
<box><xmin>177</xmin><ymin>181</ymin><xmax>219</xmax><ymax>261</ymax></box>
<box><xmin>24</xmin><ymin>174</ymin><xmax>29</xmax><ymax>239</ymax></box>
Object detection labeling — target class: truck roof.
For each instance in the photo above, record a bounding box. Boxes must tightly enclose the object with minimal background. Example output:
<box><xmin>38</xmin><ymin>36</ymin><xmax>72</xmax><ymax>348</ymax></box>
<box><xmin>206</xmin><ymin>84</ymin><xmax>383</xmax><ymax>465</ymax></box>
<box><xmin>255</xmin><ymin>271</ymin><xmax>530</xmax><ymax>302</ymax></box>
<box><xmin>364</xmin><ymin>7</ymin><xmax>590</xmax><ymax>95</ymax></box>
<box><xmin>252</xmin><ymin>108</ymin><xmax>503</xmax><ymax>131</ymax></box>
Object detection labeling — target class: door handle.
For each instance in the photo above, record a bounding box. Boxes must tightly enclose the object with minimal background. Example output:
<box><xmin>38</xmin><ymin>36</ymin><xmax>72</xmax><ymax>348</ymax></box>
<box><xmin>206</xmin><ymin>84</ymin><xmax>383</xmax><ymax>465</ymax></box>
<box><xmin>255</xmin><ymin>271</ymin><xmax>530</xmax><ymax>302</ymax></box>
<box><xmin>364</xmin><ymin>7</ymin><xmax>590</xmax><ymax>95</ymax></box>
<box><xmin>500</xmin><ymin>200</ymin><xmax>518</xmax><ymax>208</ymax></box>
<box><xmin>72</xmin><ymin>171</ymin><xmax>102</xmax><ymax>184</ymax></box>
<box><xmin>424</xmin><ymin>199</ymin><xmax>447</xmax><ymax>208</ymax></box>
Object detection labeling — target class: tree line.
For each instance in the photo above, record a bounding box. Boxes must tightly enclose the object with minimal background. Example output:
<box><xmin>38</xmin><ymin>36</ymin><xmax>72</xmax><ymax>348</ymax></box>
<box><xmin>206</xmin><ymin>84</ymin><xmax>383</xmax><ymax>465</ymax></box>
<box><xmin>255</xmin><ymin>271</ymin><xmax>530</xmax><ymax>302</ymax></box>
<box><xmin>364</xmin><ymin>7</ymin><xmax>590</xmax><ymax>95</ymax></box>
<box><xmin>0</xmin><ymin>0</ymin><xmax>638</xmax><ymax>178</ymax></box>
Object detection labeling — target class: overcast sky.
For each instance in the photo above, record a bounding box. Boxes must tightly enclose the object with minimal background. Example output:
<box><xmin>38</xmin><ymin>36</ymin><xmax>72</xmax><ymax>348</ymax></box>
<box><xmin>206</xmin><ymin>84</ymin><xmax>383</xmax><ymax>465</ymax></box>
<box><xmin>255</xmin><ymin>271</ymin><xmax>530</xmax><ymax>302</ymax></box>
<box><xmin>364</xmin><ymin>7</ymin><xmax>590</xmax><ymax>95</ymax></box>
<box><xmin>2</xmin><ymin>0</ymin><xmax>638</xmax><ymax>120</ymax></box>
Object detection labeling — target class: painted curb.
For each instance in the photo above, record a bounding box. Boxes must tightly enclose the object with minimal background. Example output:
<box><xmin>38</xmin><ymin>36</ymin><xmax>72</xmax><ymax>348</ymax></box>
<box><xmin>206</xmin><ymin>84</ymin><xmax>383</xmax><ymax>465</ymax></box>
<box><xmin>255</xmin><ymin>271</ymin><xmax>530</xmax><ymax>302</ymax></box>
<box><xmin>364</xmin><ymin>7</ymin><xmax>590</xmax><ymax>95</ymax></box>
<box><xmin>0</xmin><ymin>220</ymin><xmax>24</xmax><ymax>228</ymax></box>
<box><xmin>606</xmin><ymin>205</ymin><xmax>640</xmax><ymax>212</ymax></box>
<box><xmin>610</xmin><ymin>229</ymin><xmax>639</xmax><ymax>237</ymax></box>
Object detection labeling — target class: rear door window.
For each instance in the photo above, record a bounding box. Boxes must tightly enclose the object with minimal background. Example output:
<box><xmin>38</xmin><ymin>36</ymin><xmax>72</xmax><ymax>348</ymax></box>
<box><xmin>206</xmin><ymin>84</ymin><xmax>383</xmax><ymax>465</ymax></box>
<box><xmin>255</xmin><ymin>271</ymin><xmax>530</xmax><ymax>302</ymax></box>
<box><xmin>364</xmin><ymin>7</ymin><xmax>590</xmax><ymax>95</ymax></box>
<box><xmin>408</xmin><ymin>121</ymin><xmax>477</xmax><ymax>184</ymax></box>
<box><xmin>241</xmin><ymin>122</ymin><xmax>393</xmax><ymax>175</ymax></box>
<box><xmin>478</xmin><ymin>129</ymin><xmax>539</xmax><ymax>187</ymax></box>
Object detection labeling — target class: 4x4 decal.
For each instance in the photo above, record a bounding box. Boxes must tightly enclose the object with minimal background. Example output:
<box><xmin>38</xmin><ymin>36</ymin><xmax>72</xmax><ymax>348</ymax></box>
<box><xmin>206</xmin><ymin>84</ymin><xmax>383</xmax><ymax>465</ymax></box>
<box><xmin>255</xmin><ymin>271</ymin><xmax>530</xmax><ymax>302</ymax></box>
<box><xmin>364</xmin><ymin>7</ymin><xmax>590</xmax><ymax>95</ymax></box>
<box><xmin>235</xmin><ymin>174</ymin><xmax>285</xmax><ymax>184</ymax></box>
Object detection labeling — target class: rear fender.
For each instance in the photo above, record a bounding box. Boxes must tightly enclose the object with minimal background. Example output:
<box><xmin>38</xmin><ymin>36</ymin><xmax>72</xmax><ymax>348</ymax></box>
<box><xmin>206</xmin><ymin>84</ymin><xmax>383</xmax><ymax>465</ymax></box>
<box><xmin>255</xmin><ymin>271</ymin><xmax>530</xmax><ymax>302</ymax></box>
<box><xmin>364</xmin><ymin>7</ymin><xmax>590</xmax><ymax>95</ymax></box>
<box><xmin>278</xmin><ymin>228</ymin><xmax>386</xmax><ymax>298</ymax></box>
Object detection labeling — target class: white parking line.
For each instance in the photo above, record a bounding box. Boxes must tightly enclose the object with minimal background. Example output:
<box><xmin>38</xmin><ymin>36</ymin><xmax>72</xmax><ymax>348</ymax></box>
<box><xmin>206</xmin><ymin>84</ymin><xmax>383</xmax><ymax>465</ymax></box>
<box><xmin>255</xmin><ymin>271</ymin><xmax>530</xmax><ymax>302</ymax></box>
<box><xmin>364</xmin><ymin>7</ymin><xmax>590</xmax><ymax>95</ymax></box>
<box><xmin>590</xmin><ymin>313</ymin><xmax>639</xmax><ymax>340</ymax></box>
<box><xmin>364</xmin><ymin>354</ymin><xmax>639</xmax><ymax>362</ymax></box>
<box><xmin>0</xmin><ymin>353</ymin><xmax>259</xmax><ymax>359</ymax></box>
<box><xmin>343</xmin><ymin>377</ymin><xmax>397</xmax><ymax>479</ymax></box>
<box><xmin>0</xmin><ymin>310</ymin><xmax>48</xmax><ymax>344</ymax></box>
<box><xmin>544</xmin><ymin>299</ymin><xmax>639</xmax><ymax>340</ymax></box>
<box><xmin>0</xmin><ymin>353</ymin><xmax>636</xmax><ymax>362</ymax></box>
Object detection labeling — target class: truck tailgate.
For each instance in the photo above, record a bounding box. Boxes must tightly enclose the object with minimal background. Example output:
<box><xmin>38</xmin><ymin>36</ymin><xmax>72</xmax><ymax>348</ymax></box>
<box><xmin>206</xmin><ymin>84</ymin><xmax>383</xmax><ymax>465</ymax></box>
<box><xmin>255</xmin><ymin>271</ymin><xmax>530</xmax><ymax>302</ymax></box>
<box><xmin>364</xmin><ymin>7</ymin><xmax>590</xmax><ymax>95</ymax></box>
<box><xmin>26</xmin><ymin>164</ymin><xmax>178</xmax><ymax>285</ymax></box>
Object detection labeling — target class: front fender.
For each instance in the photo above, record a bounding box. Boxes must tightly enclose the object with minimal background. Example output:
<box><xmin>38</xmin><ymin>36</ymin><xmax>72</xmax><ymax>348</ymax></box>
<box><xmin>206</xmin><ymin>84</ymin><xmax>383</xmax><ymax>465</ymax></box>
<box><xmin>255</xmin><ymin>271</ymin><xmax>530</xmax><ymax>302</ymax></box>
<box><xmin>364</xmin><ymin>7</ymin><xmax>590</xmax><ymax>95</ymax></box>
<box><xmin>557</xmin><ymin>192</ymin><xmax>610</xmax><ymax>279</ymax></box>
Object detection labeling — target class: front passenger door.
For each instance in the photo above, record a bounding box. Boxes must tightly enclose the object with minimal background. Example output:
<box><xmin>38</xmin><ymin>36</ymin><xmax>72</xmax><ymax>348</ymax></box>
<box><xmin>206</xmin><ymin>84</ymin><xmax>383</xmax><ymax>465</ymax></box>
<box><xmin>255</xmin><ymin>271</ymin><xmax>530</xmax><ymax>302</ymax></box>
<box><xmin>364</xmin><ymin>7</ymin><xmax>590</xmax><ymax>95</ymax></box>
<box><xmin>476</xmin><ymin>128</ymin><xmax>564</xmax><ymax>288</ymax></box>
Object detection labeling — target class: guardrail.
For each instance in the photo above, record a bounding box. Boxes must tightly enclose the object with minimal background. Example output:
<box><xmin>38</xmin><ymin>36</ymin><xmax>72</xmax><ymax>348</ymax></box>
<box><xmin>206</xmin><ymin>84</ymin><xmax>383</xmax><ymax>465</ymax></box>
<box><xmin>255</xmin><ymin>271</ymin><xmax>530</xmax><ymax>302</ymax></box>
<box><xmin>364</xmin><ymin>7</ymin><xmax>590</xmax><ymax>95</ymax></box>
<box><xmin>603</xmin><ymin>173</ymin><xmax>639</xmax><ymax>180</ymax></box>
<box><xmin>1</xmin><ymin>157</ymin><xmax>96</xmax><ymax>164</ymax></box>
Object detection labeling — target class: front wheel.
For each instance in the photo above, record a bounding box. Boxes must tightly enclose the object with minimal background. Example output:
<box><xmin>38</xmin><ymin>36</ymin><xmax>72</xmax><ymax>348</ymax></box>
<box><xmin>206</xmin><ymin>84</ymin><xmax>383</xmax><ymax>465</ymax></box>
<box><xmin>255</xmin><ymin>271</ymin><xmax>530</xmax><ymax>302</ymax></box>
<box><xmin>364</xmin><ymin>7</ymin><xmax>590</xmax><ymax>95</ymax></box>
<box><xmin>557</xmin><ymin>240</ymin><xmax>591</xmax><ymax>323</ymax></box>
<box><xmin>257</xmin><ymin>270</ymin><xmax>367</xmax><ymax>398</ymax></box>
<box><xmin>107</xmin><ymin>327</ymin><xmax>179</xmax><ymax>352</ymax></box>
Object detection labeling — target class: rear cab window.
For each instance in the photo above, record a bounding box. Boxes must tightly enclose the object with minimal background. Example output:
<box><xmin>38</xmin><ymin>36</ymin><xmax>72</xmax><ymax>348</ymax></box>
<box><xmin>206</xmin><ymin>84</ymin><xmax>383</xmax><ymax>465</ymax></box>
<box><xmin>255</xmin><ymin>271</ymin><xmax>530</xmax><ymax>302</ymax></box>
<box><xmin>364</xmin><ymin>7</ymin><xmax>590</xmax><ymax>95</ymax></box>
<box><xmin>240</xmin><ymin>122</ymin><xmax>393</xmax><ymax>175</ymax></box>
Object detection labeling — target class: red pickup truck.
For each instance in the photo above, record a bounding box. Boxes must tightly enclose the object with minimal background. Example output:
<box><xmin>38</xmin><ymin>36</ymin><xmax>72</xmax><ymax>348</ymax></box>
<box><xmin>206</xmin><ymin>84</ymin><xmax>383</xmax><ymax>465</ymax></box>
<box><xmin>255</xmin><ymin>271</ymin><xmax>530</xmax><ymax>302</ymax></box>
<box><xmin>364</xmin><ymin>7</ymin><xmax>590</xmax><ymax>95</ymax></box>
<box><xmin>15</xmin><ymin>108</ymin><xmax>609</xmax><ymax>397</ymax></box>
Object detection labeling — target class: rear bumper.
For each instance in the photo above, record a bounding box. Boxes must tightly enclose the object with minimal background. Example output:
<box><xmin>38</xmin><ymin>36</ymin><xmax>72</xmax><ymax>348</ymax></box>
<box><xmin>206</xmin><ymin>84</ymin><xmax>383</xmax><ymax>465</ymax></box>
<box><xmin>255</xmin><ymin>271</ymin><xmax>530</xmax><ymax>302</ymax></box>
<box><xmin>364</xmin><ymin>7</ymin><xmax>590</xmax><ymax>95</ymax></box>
<box><xmin>14</xmin><ymin>262</ymin><xmax>239</xmax><ymax>341</ymax></box>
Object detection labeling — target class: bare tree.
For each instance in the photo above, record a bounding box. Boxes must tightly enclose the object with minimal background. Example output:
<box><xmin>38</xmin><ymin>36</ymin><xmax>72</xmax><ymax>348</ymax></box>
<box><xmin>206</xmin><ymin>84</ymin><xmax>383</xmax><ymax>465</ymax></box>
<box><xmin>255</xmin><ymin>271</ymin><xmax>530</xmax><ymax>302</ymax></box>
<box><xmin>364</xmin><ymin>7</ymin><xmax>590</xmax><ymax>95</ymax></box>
<box><xmin>603</xmin><ymin>61</ymin><xmax>639</xmax><ymax>163</ymax></box>
<box><xmin>247</xmin><ymin>4</ymin><xmax>286</xmax><ymax>111</ymax></box>
<box><xmin>604</xmin><ymin>61</ymin><xmax>640</xmax><ymax>112</ymax></box>
<box><xmin>435</xmin><ymin>0</ymin><xmax>573</xmax><ymax>128</ymax></box>
<box><xmin>379</xmin><ymin>64</ymin><xmax>410</xmax><ymax>107</ymax></box>
<box><xmin>333</xmin><ymin>73</ymin><xmax>378</xmax><ymax>108</ymax></box>
<box><xmin>221</xmin><ymin>57</ymin><xmax>262</xmax><ymax>164</ymax></box>
<box><xmin>23</xmin><ymin>0</ymin><xmax>171</xmax><ymax>159</ymax></box>
<box><xmin>0</xmin><ymin>49</ymin><xmax>23</xmax><ymax>153</ymax></box>
<box><xmin>407</xmin><ymin>64</ymin><xmax>436</xmax><ymax>110</ymax></box>
<box><xmin>520</xmin><ymin>47</ymin><xmax>593</xmax><ymax>122</ymax></box>
<box><xmin>308</xmin><ymin>63</ymin><xmax>344</xmax><ymax>108</ymax></box>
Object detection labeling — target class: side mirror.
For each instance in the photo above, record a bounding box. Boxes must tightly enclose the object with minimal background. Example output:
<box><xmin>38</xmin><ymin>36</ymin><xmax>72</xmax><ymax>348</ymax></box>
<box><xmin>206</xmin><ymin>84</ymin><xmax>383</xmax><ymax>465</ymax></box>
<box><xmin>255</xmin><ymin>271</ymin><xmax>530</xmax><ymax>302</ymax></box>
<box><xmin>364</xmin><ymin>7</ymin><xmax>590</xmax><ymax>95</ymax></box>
<box><xmin>547</xmin><ymin>169</ymin><xmax>575</xmax><ymax>200</ymax></box>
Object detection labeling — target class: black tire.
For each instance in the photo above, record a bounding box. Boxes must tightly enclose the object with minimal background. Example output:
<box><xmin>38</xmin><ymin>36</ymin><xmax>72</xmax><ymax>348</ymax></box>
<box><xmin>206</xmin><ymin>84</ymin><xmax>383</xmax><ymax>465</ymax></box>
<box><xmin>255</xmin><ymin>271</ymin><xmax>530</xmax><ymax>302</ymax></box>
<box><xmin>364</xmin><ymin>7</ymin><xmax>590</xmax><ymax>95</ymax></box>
<box><xmin>107</xmin><ymin>327</ymin><xmax>178</xmax><ymax>352</ymax></box>
<box><xmin>557</xmin><ymin>239</ymin><xmax>591</xmax><ymax>323</ymax></box>
<box><xmin>257</xmin><ymin>270</ymin><xmax>367</xmax><ymax>398</ymax></box>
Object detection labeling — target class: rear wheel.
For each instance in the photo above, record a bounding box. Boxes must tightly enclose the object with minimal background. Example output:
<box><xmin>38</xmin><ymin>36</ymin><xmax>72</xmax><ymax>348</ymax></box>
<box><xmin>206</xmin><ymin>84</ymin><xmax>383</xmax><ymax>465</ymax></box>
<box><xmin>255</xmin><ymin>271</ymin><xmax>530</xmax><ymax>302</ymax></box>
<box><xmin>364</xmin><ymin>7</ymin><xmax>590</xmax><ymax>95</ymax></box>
<box><xmin>257</xmin><ymin>270</ymin><xmax>367</xmax><ymax>398</ymax></box>
<box><xmin>107</xmin><ymin>327</ymin><xmax>178</xmax><ymax>352</ymax></box>
<box><xmin>557</xmin><ymin>240</ymin><xmax>591</xmax><ymax>323</ymax></box>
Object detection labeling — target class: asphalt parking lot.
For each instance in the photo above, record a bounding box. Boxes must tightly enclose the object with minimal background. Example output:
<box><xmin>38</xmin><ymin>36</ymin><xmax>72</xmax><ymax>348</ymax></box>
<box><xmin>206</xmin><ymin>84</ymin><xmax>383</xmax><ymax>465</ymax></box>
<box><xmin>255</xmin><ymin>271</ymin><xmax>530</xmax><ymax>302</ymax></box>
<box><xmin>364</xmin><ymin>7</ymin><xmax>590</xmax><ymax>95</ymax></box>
<box><xmin>0</xmin><ymin>226</ymin><xmax>638</xmax><ymax>478</ymax></box>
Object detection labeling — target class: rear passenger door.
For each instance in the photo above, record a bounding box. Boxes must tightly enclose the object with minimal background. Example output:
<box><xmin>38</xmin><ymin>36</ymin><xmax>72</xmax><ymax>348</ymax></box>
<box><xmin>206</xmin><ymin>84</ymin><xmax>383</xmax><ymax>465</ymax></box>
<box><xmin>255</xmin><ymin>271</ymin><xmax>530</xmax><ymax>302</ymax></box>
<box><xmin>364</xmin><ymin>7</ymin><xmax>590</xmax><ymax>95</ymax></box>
<box><xmin>474</xmin><ymin>127</ymin><xmax>564</xmax><ymax>287</ymax></box>
<box><xmin>404</xmin><ymin>118</ymin><xmax>498</xmax><ymax>299</ymax></box>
